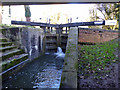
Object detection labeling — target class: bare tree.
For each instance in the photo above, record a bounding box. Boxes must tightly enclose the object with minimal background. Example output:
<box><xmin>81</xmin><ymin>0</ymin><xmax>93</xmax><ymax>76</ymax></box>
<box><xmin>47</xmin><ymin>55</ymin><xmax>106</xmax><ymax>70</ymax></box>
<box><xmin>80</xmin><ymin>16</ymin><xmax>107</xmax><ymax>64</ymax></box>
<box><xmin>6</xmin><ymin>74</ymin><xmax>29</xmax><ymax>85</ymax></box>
<box><xmin>50</xmin><ymin>12</ymin><xmax>69</xmax><ymax>24</ymax></box>
<box><xmin>89</xmin><ymin>3</ymin><xmax>119</xmax><ymax>30</ymax></box>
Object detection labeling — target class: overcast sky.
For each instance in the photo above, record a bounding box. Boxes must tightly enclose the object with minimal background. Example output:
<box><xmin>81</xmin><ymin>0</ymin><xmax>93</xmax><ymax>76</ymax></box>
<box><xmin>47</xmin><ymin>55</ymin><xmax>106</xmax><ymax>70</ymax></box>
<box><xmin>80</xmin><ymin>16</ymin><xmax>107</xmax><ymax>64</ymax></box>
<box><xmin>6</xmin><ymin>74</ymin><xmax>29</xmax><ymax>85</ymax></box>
<box><xmin>2</xmin><ymin>4</ymin><xmax>96</xmax><ymax>24</ymax></box>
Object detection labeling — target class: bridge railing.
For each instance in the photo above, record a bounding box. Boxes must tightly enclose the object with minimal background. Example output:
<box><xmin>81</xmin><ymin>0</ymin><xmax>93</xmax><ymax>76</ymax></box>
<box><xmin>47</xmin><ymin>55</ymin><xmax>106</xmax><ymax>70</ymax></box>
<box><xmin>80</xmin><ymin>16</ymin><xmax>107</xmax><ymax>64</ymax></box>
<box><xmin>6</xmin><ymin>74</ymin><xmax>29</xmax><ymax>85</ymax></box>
<box><xmin>11</xmin><ymin>20</ymin><xmax>70</xmax><ymax>34</ymax></box>
<box><xmin>11</xmin><ymin>20</ymin><xmax>107</xmax><ymax>35</ymax></box>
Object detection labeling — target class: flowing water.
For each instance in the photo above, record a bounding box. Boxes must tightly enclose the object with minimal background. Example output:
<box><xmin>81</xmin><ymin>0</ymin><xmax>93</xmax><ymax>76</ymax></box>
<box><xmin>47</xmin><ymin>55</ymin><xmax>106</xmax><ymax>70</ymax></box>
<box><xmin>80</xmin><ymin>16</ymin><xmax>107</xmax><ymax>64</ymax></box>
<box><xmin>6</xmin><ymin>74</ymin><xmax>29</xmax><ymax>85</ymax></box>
<box><xmin>54</xmin><ymin>47</ymin><xmax>65</xmax><ymax>58</ymax></box>
<box><xmin>2</xmin><ymin>47</ymin><xmax>65</xmax><ymax>89</ymax></box>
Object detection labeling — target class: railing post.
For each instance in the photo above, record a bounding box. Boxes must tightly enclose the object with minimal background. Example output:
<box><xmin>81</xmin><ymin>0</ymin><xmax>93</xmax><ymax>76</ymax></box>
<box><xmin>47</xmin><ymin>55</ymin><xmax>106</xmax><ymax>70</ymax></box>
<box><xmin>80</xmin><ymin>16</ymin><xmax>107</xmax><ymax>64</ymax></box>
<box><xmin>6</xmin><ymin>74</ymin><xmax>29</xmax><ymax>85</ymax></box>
<box><xmin>68</xmin><ymin>27</ymin><xmax>70</xmax><ymax>30</ymax></box>
<box><xmin>66</xmin><ymin>27</ymin><xmax>68</xmax><ymax>34</ymax></box>
<box><xmin>51</xmin><ymin>27</ymin><xmax>53</xmax><ymax>33</ymax></box>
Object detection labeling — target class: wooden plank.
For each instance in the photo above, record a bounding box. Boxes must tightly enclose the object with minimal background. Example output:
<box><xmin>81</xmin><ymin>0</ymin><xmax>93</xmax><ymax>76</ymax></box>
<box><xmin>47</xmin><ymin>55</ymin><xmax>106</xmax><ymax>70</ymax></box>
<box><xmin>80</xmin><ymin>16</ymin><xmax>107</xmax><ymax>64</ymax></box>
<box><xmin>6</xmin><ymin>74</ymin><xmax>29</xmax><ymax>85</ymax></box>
<box><xmin>11</xmin><ymin>20</ymin><xmax>58</xmax><ymax>27</ymax></box>
<box><xmin>11</xmin><ymin>20</ymin><xmax>106</xmax><ymax>28</ymax></box>
<box><xmin>60</xmin><ymin>21</ymin><xmax>105</xmax><ymax>27</ymax></box>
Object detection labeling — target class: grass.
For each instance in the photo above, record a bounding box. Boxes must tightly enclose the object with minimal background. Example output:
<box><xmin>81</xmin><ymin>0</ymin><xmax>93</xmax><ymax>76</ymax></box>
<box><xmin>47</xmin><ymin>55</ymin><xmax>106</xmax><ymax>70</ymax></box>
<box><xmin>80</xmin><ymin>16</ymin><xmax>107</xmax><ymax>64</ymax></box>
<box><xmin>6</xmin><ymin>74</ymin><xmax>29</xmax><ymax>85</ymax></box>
<box><xmin>2</xmin><ymin>55</ymin><xmax>28</xmax><ymax>71</ymax></box>
<box><xmin>0</xmin><ymin>38</ymin><xmax>7</xmax><ymax>42</ymax></box>
<box><xmin>78</xmin><ymin>38</ymin><xmax>118</xmax><ymax>77</ymax></box>
<box><xmin>1</xmin><ymin>49</ymin><xmax>24</xmax><ymax>60</ymax></box>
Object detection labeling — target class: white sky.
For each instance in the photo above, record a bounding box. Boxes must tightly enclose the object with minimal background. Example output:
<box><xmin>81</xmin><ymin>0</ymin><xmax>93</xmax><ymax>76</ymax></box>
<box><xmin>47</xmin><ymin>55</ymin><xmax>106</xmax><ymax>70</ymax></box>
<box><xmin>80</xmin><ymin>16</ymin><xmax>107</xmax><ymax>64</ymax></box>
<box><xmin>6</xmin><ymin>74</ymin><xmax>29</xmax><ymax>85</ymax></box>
<box><xmin>1</xmin><ymin>4</ymin><xmax>96</xmax><ymax>24</ymax></box>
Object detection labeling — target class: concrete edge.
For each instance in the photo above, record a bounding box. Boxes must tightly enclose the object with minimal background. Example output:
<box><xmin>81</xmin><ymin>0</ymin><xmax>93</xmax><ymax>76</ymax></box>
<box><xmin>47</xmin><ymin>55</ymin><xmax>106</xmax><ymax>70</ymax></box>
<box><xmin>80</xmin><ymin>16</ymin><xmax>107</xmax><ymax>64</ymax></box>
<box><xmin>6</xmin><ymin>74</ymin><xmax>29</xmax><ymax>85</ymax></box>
<box><xmin>60</xmin><ymin>27</ymin><xmax>78</xmax><ymax>89</ymax></box>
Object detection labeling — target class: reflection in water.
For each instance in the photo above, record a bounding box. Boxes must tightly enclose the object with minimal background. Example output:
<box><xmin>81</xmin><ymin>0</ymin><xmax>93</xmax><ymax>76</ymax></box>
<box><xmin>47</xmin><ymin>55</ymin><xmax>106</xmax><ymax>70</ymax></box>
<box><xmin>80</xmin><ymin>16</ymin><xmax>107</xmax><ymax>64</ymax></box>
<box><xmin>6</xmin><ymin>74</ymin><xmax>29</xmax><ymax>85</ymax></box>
<box><xmin>2</xmin><ymin>54</ymin><xmax>64</xmax><ymax>89</ymax></box>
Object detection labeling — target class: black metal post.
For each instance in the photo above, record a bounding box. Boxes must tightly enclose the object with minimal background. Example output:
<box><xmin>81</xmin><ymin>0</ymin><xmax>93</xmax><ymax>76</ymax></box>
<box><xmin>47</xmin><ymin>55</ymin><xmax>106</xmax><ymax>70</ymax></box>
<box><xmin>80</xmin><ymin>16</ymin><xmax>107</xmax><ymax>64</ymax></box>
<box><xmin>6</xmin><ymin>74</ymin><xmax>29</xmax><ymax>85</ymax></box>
<box><xmin>66</xmin><ymin>27</ymin><xmax>67</xmax><ymax>34</ymax></box>
<box><xmin>51</xmin><ymin>27</ymin><xmax>53</xmax><ymax>32</ymax></box>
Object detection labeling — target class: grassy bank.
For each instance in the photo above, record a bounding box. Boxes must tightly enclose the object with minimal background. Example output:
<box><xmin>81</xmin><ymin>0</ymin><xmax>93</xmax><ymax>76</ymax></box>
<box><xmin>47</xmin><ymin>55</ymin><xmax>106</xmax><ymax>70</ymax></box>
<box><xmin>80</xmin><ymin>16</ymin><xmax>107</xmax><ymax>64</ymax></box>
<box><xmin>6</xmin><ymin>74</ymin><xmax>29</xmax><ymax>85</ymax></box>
<box><xmin>78</xmin><ymin>38</ymin><xmax>118</xmax><ymax>79</ymax></box>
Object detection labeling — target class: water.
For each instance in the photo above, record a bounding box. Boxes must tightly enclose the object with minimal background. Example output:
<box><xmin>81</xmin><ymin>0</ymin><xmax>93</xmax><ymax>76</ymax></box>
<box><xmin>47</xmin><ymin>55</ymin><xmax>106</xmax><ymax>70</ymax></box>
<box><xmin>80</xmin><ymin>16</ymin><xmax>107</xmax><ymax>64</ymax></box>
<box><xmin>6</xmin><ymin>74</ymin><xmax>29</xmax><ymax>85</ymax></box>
<box><xmin>2</xmin><ymin>47</ymin><xmax>65</xmax><ymax>89</ymax></box>
<box><xmin>54</xmin><ymin>47</ymin><xmax>65</xmax><ymax>58</ymax></box>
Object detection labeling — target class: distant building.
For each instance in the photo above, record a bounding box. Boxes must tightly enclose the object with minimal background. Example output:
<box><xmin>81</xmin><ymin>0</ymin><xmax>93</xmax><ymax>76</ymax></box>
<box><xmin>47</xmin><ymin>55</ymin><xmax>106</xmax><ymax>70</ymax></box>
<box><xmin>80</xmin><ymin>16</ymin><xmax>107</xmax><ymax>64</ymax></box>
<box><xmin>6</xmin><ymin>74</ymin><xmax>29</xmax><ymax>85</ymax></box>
<box><xmin>1</xmin><ymin>6</ymin><xmax>11</xmax><ymax>25</ymax></box>
<box><xmin>1</xmin><ymin>5</ymin><xmax>26</xmax><ymax>25</ymax></box>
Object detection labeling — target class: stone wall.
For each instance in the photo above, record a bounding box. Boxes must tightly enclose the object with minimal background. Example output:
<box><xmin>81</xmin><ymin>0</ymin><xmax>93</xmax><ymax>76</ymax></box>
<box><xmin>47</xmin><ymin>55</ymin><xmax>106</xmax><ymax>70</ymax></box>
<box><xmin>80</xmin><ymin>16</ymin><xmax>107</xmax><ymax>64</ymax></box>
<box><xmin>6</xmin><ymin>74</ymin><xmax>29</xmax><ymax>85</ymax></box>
<box><xmin>21</xmin><ymin>27</ymin><xmax>44</xmax><ymax>60</ymax></box>
<box><xmin>1</xmin><ymin>27</ymin><xmax>21</xmax><ymax>48</ymax></box>
<box><xmin>60</xmin><ymin>27</ymin><xmax>78</xmax><ymax>88</ymax></box>
<box><xmin>1</xmin><ymin>27</ymin><xmax>44</xmax><ymax>60</ymax></box>
<box><xmin>78</xmin><ymin>28</ymin><xmax>118</xmax><ymax>43</ymax></box>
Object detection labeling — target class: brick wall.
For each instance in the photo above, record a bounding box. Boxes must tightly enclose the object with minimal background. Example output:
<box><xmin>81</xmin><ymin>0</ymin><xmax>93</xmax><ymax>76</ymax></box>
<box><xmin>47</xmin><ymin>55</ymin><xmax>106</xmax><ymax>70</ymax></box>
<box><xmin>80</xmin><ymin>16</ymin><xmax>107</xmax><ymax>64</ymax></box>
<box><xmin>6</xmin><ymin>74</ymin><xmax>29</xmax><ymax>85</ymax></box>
<box><xmin>78</xmin><ymin>28</ymin><xmax>118</xmax><ymax>43</ymax></box>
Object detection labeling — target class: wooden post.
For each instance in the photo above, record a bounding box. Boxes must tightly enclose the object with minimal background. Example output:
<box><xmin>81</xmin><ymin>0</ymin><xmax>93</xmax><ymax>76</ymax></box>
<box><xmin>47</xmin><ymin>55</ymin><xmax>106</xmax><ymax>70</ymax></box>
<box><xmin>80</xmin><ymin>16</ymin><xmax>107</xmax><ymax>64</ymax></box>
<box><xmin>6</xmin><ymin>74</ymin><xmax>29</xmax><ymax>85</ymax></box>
<box><xmin>56</xmin><ymin>27</ymin><xmax>63</xmax><ymax>47</ymax></box>
<box><xmin>60</xmin><ymin>27</ymin><xmax>63</xmax><ymax>34</ymax></box>
<box><xmin>56</xmin><ymin>27</ymin><xmax>59</xmax><ymax>34</ymax></box>
<box><xmin>57</xmin><ymin>34</ymin><xmax>60</xmax><ymax>47</ymax></box>
<box><xmin>56</xmin><ymin>27</ymin><xmax>63</xmax><ymax>34</ymax></box>
<box><xmin>42</xmin><ymin>35</ymin><xmax>46</xmax><ymax>55</ymax></box>
<box><xmin>48</xmin><ymin>27</ymin><xmax>50</xmax><ymax>33</ymax></box>
<box><xmin>41</xmin><ymin>26</ymin><xmax>46</xmax><ymax>33</ymax></box>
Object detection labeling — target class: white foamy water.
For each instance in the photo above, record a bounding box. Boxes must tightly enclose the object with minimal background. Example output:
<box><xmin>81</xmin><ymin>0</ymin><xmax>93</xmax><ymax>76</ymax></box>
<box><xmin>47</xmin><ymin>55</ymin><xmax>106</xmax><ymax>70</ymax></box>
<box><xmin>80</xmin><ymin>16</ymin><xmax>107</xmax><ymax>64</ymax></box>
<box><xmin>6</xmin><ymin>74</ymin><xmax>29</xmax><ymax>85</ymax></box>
<box><xmin>33</xmin><ymin>63</ymin><xmax>62</xmax><ymax>88</ymax></box>
<box><xmin>2</xmin><ymin>54</ymin><xmax>64</xmax><ymax>89</ymax></box>
<box><xmin>54</xmin><ymin>47</ymin><xmax>65</xmax><ymax>58</ymax></box>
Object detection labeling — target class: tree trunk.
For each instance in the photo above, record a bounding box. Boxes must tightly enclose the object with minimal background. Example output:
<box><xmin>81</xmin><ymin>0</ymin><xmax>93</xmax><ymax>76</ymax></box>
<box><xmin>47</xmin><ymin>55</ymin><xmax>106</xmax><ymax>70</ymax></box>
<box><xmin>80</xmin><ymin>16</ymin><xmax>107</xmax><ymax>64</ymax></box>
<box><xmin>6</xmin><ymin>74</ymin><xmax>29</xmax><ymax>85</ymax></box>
<box><xmin>24</xmin><ymin>5</ymin><xmax>31</xmax><ymax>22</ymax></box>
<box><xmin>26</xmin><ymin>17</ymin><xmax>31</xmax><ymax>22</ymax></box>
